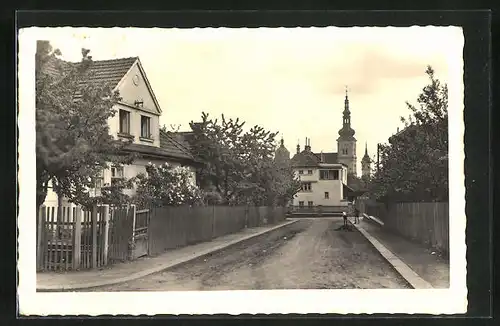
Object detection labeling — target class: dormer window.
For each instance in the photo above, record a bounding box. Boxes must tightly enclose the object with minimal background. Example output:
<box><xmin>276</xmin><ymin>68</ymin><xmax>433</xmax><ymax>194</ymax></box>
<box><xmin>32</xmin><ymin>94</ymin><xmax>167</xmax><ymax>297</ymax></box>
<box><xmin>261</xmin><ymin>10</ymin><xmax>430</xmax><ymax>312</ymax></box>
<box><xmin>119</xmin><ymin>110</ymin><xmax>130</xmax><ymax>134</ymax></box>
<box><xmin>141</xmin><ymin>116</ymin><xmax>151</xmax><ymax>139</ymax></box>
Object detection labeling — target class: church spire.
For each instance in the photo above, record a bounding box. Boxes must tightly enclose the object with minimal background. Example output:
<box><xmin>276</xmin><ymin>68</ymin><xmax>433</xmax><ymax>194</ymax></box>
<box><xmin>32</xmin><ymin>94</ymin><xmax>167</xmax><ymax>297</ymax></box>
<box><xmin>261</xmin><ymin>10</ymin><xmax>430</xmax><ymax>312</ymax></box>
<box><xmin>344</xmin><ymin>85</ymin><xmax>350</xmax><ymax>113</ymax></box>
<box><xmin>338</xmin><ymin>85</ymin><xmax>355</xmax><ymax>139</ymax></box>
<box><xmin>362</xmin><ymin>142</ymin><xmax>371</xmax><ymax>163</ymax></box>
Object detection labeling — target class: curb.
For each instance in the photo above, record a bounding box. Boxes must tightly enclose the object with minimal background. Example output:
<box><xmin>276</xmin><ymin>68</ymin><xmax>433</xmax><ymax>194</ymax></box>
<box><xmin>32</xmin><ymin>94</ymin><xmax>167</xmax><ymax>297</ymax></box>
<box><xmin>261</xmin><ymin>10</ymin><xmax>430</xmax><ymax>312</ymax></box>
<box><xmin>351</xmin><ymin>221</ymin><xmax>433</xmax><ymax>289</ymax></box>
<box><xmin>37</xmin><ymin>219</ymin><xmax>299</xmax><ymax>292</ymax></box>
<box><xmin>362</xmin><ymin>213</ymin><xmax>384</xmax><ymax>226</ymax></box>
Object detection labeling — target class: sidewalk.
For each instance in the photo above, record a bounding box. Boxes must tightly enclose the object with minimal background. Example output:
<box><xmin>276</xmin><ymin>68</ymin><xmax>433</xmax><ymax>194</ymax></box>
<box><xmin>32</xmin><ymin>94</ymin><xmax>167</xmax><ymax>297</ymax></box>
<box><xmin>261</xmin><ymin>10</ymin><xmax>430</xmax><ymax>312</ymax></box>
<box><xmin>353</xmin><ymin>216</ymin><xmax>450</xmax><ymax>288</ymax></box>
<box><xmin>37</xmin><ymin>219</ymin><xmax>298</xmax><ymax>291</ymax></box>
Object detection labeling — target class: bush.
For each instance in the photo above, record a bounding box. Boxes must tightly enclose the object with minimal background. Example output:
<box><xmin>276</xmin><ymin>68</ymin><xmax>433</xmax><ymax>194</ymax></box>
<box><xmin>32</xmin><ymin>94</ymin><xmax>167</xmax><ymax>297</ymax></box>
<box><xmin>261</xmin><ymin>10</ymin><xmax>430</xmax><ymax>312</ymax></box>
<box><xmin>133</xmin><ymin>162</ymin><xmax>204</xmax><ymax>208</ymax></box>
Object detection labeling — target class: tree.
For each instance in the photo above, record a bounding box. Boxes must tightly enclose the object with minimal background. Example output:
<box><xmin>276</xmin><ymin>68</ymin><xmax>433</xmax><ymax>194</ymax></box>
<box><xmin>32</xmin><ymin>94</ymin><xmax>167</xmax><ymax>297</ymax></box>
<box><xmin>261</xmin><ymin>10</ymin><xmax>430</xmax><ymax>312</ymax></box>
<box><xmin>187</xmin><ymin>112</ymin><xmax>299</xmax><ymax>206</ymax></box>
<box><xmin>36</xmin><ymin>41</ymin><xmax>135</xmax><ymax>211</ymax></box>
<box><xmin>368</xmin><ymin>66</ymin><xmax>448</xmax><ymax>202</ymax></box>
<box><xmin>133</xmin><ymin>163</ymin><xmax>203</xmax><ymax>208</ymax></box>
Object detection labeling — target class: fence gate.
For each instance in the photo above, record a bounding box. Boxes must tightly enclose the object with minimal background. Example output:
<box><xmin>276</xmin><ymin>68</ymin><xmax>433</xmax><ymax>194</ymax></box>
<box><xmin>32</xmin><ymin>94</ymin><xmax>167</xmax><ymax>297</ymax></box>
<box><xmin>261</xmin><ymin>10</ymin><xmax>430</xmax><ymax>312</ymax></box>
<box><xmin>131</xmin><ymin>208</ymin><xmax>150</xmax><ymax>259</ymax></box>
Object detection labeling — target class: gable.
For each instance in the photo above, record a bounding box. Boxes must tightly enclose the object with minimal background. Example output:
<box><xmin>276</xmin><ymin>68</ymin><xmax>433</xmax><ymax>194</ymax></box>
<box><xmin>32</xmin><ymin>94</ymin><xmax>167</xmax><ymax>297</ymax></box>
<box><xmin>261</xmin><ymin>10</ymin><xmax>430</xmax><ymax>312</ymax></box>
<box><xmin>115</xmin><ymin>59</ymin><xmax>162</xmax><ymax>116</ymax></box>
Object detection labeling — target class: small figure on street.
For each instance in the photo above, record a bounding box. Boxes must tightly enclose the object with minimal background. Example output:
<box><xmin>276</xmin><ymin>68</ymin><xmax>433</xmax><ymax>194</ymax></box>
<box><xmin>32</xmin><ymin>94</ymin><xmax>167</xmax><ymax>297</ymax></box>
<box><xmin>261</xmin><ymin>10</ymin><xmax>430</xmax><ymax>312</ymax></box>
<box><xmin>342</xmin><ymin>211</ymin><xmax>348</xmax><ymax>227</ymax></box>
<box><xmin>354</xmin><ymin>208</ymin><xmax>360</xmax><ymax>224</ymax></box>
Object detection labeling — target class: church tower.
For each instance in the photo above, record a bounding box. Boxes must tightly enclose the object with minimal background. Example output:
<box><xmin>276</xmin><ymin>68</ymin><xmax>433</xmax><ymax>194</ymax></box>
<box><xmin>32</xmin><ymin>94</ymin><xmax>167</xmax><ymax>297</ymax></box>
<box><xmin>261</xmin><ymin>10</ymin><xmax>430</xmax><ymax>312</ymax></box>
<box><xmin>361</xmin><ymin>142</ymin><xmax>372</xmax><ymax>178</ymax></box>
<box><xmin>274</xmin><ymin>137</ymin><xmax>291</xmax><ymax>166</ymax></box>
<box><xmin>337</xmin><ymin>87</ymin><xmax>357</xmax><ymax>176</ymax></box>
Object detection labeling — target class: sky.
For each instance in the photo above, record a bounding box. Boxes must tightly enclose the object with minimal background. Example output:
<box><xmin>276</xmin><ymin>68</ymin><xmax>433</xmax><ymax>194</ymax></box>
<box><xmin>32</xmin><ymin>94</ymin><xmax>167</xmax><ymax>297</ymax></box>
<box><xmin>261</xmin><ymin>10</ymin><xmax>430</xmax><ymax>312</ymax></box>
<box><xmin>41</xmin><ymin>27</ymin><xmax>461</xmax><ymax>175</ymax></box>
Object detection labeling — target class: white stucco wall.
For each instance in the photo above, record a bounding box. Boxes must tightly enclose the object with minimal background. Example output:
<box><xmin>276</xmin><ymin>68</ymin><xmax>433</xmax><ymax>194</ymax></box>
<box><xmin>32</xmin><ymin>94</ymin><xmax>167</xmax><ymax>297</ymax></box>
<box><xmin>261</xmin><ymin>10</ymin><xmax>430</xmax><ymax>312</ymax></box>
<box><xmin>107</xmin><ymin>62</ymin><xmax>161</xmax><ymax>147</ymax></box>
<box><xmin>108</xmin><ymin>104</ymin><xmax>161</xmax><ymax>147</ymax></box>
<box><xmin>292</xmin><ymin>166</ymin><xmax>347</xmax><ymax>206</ymax></box>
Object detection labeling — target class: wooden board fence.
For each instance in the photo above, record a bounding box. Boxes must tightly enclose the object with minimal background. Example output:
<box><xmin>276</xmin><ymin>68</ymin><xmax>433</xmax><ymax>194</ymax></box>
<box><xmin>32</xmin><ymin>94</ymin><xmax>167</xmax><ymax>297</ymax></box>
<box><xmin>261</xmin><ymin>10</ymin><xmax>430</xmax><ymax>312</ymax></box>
<box><xmin>107</xmin><ymin>207</ymin><xmax>135</xmax><ymax>263</ymax></box>
<box><xmin>148</xmin><ymin>205</ymin><xmax>286</xmax><ymax>257</ymax></box>
<box><xmin>365</xmin><ymin>201</ymin><xmax>449</xmax><ymax>254</ymax></box>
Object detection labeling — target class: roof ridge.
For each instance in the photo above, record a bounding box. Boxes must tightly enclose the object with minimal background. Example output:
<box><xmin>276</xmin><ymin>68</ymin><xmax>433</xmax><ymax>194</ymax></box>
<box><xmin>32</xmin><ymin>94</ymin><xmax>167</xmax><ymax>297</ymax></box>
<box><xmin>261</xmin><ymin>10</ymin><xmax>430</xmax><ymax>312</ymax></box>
<box><xmin>65</xmin><ymin>56</ymin><xmax>138</xmax><ymax>64</ymax></box>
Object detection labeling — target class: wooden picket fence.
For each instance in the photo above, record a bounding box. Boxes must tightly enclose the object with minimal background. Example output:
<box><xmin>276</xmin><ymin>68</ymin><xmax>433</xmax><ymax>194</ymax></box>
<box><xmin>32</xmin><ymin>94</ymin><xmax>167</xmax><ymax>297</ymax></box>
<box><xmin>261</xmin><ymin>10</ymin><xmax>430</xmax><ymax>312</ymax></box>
<box><xmin>147</xmin><ymin>205</ymin><xmax>286</xmax><ymax>256</ymax></box>
<box><xmin>36</xmin><ymin>204</ymin><xmax>135</xmax><ymax>271</ymax></box>
<box><xmin>36</xmin><ymin>204</ymin><xmax>110</xmax><ymax>271</ymax></box>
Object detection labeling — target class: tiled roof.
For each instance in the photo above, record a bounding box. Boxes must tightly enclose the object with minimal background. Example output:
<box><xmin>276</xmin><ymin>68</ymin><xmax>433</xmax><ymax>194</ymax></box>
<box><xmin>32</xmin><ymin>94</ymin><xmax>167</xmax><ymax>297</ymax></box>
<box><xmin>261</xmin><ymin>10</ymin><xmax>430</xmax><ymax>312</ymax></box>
<box><xmin>159</xmin><ymin>130</ymin><xmax>197</xmax><ymax>161</ymax></box>
<box><xmin>167</xmin><ymin>131</ymin><xmax>194</xmax><ymax>153</ymax></box>
<box><xmin>121</xmin><ymin>131</ymin><xmax>199</xmax><ymax>164</ymax></box>
<box><xmin>77</xmin><ymin>57</ymin><xmax>137</xmax><ymax>89</ymax></box>
<box><xmin>42</xmin><ymin>56</ymin><xmax>137</xmax><ymax>91</ymax></box>
<box><xmin>291</xmin><ymin>151</ymin><xmax>321</xmax><ymax>167</ymax></box>
<box><xmin>291</xmin><ymin>150</ymin><xmax>339</xmax><ymax>167</ymax></box>
<box><xmin>314</xmin><ymin>152</ymin><xmax>338</xmax><ymax>164</ymax></box>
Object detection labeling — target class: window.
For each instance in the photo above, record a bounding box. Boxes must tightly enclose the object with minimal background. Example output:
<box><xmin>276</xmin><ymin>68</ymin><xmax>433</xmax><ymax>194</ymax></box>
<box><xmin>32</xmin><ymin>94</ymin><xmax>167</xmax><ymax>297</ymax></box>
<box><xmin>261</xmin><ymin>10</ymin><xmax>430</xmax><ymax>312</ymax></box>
<box><xmin>94</xmin><ymin>170</ymin><xmax>105</xmax><ymax>189</ymax></box>
<box><xmin>111</xmin><ymin>166</ymin><xmax>124</xmax><ymax>186</ymax></box>
<box><xmin>301</xmin><ymin>182</ymin><xmax>312</xmax><ymax>192</ymax></box>
<box><xmin>307</xmin><ymin>170</ymin><xmax>313</xmax><ymax>175</ymax></box>
<box><xmin>319</xmin><ymin>169</ymin><xmax>339</xmax><ymax>180</ymax></box>
<box><xmin>342</xmin><ymin>147</ymin><xmax>348</xmax><ymax>155</ymax></box>
<box><xmin>119</xmin><ymin>110</ymin><xmax>131</xmax><ymax>134</ymax></box>
<box><xmin>141</xmin><ymin>115</ymin><xmax>151</xmax><ymax>138</ymax></box>
<box><xmin>324</xmin><ymin>192</ymin><xmax>329</xmax><ymax>199</ymax></box>
<box><xmin>298</xmin><ymin>170</ymin><xmax>304</xmax><ymax>175</ymax></box>
<box><xmin>298</xmin><ymin>201</ymin><xmax>304</xmax><ymax>207</ymax></box>
<box><xmin>308</xmin><ymin>201</ymin><xmax>313</xmax><ymax>207</ymax></box>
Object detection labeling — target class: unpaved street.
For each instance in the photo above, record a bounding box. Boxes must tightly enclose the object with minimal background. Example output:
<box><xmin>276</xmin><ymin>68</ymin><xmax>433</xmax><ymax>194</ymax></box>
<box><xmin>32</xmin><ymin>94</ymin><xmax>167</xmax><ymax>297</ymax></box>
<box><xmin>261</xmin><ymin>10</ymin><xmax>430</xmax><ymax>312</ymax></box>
<box><xmin>89</xmin><ymin>218</ymin><xmax>410</xmax><ymax>291</ymax></box>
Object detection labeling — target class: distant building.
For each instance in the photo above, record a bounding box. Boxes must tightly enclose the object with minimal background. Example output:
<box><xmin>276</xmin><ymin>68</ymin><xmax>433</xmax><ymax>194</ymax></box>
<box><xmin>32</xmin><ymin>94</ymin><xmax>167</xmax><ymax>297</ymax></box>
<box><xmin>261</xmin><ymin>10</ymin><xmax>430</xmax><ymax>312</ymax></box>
<box><xmin>361</xmin><ymin>142</ymin><xmax>372</xmax><ymax>178</ymax></box>
<box><xmin>274</xmin><ymin>138</ymin><xmax>291</xmax><ymax>166</ymax></box>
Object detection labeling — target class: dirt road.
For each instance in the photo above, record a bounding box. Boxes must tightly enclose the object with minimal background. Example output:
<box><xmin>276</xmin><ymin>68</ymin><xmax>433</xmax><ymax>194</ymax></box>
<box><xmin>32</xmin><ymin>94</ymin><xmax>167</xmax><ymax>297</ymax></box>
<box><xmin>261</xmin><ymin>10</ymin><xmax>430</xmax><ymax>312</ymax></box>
<box><xmin>89</xmin><ymin>218</ymin><xmax>410</xmax><ymax>291</ymax></box>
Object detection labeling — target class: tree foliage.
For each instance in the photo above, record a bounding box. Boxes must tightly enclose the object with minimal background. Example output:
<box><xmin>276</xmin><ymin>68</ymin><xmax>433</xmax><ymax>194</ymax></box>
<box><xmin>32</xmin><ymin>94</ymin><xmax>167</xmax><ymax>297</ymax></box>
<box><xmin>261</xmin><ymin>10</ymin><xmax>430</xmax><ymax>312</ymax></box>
<box><xmin>133</xmin><ymin>163</ymin><xmax>203</xmax><ymax>208</ymax></box>
<box><xmin>368</xmin><ymin>66</ymin><xmax>448</xmax><ymax>202</ymax></box>
<box><xmin>188</xmin><ymin>112</ymin><xmax>300</xmax><ymax>206</ymax></box>
<box><xmin>36</xmin><ymin>41</ymin><xmax>135</xmax><ymax>210</ymax></box>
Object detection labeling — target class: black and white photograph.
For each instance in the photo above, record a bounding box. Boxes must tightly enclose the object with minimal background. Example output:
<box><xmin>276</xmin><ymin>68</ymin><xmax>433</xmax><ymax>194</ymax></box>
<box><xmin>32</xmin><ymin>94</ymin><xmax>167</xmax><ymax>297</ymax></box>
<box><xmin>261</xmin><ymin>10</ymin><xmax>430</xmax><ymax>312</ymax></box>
<box><xmin>18</xmin><ymin>24</ymin><xmax>467</xmax><ymax>315</ymax></box>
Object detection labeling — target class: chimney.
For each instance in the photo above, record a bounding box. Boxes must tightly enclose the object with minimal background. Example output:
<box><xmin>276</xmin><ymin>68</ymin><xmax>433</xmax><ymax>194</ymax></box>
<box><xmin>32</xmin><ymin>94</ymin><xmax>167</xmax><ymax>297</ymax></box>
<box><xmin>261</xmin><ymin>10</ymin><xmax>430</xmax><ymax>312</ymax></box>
<box><xmin>397</xmin><ymin>127</ymin><xmax>400</xmax><ymax>133</ymax></box>
<box><xmin>320</xmin><ymin>151</ymin><xmax>324</xmax><ymax>162</ymax></box>
<box><xmin>305</xmin><ymin>137</ymin><xmax>311</xmax><ymax>152</ymax></box>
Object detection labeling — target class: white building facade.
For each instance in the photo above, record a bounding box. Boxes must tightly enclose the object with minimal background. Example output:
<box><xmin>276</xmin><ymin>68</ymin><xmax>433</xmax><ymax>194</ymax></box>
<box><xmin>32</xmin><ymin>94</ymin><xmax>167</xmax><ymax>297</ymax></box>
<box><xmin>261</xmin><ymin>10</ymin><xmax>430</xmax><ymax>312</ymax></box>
<box><xmin>290</xmin><ymin>138</ymin><xmax>351</xmax><ymax>209</ymax></box>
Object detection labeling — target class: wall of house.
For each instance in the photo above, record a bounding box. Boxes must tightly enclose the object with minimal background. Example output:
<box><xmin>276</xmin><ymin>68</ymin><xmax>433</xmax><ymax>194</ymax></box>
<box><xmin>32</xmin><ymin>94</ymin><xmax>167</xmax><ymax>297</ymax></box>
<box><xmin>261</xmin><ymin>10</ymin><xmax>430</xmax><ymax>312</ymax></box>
<box><xmin>118</xmin><ymin>62</ymin><xmax>158</xmax><ymax>115</ymax></box>
<box><xmin>107</xmin><ymin>62</ymin><xmax>162</xmax><ymax>147</ymax></box>
<box><xmin>108</xmin><ymin>103</ymin><xmax>161</xmax><ymax>147</ymax></box>
<box><xmin>292</xmin><ymin>167</ymin><xmax>345</xmax><ymax>206</ymax></box>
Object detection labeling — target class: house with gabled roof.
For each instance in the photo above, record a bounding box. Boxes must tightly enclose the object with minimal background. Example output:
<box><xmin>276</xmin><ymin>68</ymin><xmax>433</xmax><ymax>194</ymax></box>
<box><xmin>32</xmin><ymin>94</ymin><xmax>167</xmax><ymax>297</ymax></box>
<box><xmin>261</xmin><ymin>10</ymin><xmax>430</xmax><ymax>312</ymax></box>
<box><xmin>43</xmin><ymin>56</ymin><xmax>203</xmax><ymax>205</ymax></box>
<box><xmin>289</xmin><ymin>138</ymin><xmax>351</xmax><ymax>209</ymax></box>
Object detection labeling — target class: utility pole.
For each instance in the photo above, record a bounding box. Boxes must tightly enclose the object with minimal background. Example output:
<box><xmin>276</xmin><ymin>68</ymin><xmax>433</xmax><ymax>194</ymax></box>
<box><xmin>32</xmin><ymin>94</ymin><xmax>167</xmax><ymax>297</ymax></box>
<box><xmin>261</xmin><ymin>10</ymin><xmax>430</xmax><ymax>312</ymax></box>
<box><xmin>377</xmin><ymin>143</ymin><xmax>380</xmax><ymax>173</ymax></box>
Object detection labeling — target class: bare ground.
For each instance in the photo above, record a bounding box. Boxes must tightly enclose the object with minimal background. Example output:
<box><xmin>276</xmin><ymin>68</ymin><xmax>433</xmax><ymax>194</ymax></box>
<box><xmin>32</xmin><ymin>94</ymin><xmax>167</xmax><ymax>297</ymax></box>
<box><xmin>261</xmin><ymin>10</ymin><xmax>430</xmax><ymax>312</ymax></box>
<box><xmin>88</xmin><ymin>218</ymin><xmax>410</xmax><ymax>291</ymax></box>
